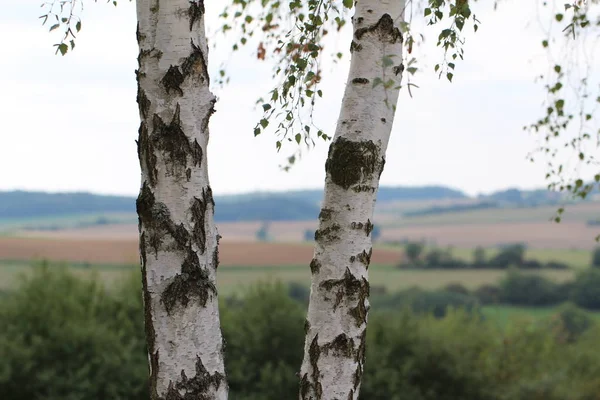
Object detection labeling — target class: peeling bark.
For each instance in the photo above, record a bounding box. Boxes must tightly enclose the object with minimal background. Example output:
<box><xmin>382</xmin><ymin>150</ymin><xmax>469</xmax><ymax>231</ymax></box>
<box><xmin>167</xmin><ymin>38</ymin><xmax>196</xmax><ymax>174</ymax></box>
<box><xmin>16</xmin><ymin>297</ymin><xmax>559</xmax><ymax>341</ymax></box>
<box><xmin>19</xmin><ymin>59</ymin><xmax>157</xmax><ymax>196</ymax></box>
<box><xmin>299</xmin><ymin>1</ymin><xmax>405</xmax><ymax>399</ymax></box>
<box><xmin>135</xmin><ymin>1</ymin><xmax>227</xmax><ymax>399</ymax></box>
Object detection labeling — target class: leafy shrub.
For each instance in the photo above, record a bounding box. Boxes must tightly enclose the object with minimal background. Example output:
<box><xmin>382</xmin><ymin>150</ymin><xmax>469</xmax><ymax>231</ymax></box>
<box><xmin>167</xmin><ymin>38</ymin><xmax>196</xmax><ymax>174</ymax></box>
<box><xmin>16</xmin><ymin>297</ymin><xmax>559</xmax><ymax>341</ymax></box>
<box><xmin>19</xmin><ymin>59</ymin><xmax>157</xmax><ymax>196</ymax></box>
<box><xmin>221</xmin><ymin>282</ymin><xmax>305</xmax><ymax>400</ymax></box>
<box><xmin>3</xmin><ymin>267</ymin><xmax>600</xmax><ymax>400</ymax></box>
<box><xmin>444</xmin><ymin>283</ymin><xmax>470</xmax><ymax>295</ymax></box>
<box><xmin>474</xmin><ymin>284</ymin><xmax>501</xmax><ymax>305</ymax></box>
<box><xmin>592</xmin><ymin>247</ymin><xmax>600</xmax><ymax>268</ymax></box>
<box><xmin>371</xmin><ymin>288</ymin><xmax>480</xmax><ymax>318</ymax></box>
<box><xmin>498</xmin><ymin>270</ymin><xmax>565</xmax><ymax>306</ymax></box>
<box><xmin>544</xmin><ymin>260</ymin><xmax>569</xmax><ymax>270</ymax></box>
<box><xmin>404</xmin><ymin>241</ymin><xmax>425</xmax><ymax>265</ymax></box>
<box><xmin>0</xmin><ymin>265</ymin><xmax>149</xmax><ymax>400</ymax></box>
<box><xmin>548</xmin><ymin>303</ymin><xmax>594</xmax><ymax>343</ymax></box>
<box><xmin>520</xmin><ymin>259</ymin><xmax>542</xmax><ymax>269</ymax></box>
<box><xmin>571</xmin><ymin>269</ymin><xmax>600</xmax><ymax>310</ymax></box>
<box><xmin>488</xmin><ymin>244</ymin><xmax>526</xmax><ymax>268</ymax></box>
<box><xmin>473</xmin><ymin>246</ymin><xmax>487</xmax><ymax>268</ymax></box>
<box><xmin>287</xmin><ymin>282</ymin><xmax>310</xmax><ymax>304</ymax></box>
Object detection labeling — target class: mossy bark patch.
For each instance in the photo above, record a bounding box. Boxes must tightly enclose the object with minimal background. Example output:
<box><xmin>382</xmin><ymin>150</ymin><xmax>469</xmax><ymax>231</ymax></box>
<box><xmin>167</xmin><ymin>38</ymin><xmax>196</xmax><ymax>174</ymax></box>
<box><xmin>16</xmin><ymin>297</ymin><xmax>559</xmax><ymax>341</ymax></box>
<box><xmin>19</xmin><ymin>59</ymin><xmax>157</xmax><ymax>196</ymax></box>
<box><xmin>161</xmin><ymin>251</ymin><xmax>216</xmax><ymax>314</ymax></box>
<box><xmin>164</xmin><ymin>356</ymin><xmax>224</xmax><ymax>399</ymax></box>
<box><xmin>325</xmin><ymin>138</ymin><xmax>382</xmax><ymax>190</ymax></box>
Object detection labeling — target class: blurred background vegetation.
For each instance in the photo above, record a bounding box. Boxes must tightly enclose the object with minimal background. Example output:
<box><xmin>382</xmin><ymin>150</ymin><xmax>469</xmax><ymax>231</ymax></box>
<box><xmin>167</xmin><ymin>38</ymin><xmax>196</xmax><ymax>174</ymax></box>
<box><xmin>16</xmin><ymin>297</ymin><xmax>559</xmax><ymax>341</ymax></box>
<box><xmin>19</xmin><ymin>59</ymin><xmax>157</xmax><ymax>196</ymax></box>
<box><xmin>2</xmin><ymin>265</ymin><xmax>600</xmax><ymax>400</ymax></box>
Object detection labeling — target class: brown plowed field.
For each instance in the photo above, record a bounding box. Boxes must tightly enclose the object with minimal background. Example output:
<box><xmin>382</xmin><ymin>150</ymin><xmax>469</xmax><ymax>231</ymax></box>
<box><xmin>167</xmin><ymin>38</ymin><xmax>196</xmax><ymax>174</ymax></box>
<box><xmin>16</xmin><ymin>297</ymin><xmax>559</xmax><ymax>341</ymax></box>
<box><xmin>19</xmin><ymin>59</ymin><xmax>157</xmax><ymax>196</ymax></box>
<box><xmin>0</xmin><ymin>237</ymin><xmax>403</xmax><ymax>266</ymax></box>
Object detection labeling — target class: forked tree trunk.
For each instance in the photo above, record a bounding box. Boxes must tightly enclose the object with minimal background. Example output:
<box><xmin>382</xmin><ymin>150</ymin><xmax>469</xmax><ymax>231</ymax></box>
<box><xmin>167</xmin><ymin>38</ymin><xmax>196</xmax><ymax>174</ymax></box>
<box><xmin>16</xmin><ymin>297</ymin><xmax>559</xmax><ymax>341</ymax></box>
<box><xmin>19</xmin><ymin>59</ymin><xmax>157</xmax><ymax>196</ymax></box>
<box><xmin>135</xmin><ymin>1</ymin><xmax>227</xmax><ymax>399</ymax></box>
<box><xmin>299</xmin><ymin>1</ymin><xmax>405</xmax><ymax>399</ymax></box>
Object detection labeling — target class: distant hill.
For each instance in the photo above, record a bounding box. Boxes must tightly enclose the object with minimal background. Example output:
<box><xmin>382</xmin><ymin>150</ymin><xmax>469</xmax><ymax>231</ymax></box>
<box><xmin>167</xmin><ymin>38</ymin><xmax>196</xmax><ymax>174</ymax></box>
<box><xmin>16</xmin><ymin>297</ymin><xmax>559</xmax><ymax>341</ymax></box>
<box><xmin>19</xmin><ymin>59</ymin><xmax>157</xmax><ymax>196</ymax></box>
<box><xmin>0</xmin><ymin>185</ymin><xmax>566</xmax><ymax>226</ymax></box>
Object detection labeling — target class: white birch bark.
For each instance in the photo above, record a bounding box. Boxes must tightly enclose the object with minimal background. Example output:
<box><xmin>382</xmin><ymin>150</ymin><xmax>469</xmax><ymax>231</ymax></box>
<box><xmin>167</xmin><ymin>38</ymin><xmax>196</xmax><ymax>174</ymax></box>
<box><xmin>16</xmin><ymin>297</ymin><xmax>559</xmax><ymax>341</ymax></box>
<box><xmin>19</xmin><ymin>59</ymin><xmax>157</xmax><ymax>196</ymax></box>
<box><xmin>299</xmin><ymin>1</ymin><xmax>405</xmax><ymax>399</ymax></box>
<box><xmin>135</xmin><ymin>1</ymin><xmax>227</xmax><ymax>399</ymax></box>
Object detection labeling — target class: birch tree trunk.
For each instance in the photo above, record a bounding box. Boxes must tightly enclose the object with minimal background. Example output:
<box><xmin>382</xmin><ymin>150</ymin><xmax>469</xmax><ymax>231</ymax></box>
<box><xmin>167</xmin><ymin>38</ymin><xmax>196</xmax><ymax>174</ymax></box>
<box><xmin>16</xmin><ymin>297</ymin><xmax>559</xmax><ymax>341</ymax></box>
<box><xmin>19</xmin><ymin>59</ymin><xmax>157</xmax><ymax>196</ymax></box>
<box><xmin>299</xmin><ymin>1</ymin><xmax>405</xmax><ymax>399</ymax></box>
<box><xmin>135</xmin><ymin>1</ymin><xmax>228</xmax><ymax>399</ymax></box>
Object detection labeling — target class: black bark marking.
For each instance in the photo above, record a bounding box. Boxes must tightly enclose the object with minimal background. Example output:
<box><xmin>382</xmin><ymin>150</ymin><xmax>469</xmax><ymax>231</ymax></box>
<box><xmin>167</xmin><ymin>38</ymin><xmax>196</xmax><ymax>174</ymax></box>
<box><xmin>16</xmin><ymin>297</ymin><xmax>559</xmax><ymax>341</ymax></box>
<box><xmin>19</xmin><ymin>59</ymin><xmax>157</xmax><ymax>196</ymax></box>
<box><xmin>350</xmin><ymin>222</ymin><xmax>364</xmax><ymax>230</ymax></box>
<box><xmin>393</xmin><ymin>63</ymin><xmax>404</xmax><ymax>76</ymax></box>
<box><xmin>380</xmin><ymin>118</ymin><xmax>387</xmax><ymax>123</ymax></box>
<box><xmin>161</xmin><ymin>251</ymin><xmax>217</xmax><ymax>314</ymax></box>
<box><xmin>137</xmin><ymin>122</ymin><xmax>158</xmax><ymax>187</ymax></box>
<box><xmin>318</xmin><ymin>208</ymin><xmax>333</xmax><ymax>222</ymax></box>
<box><xmin>190</xmin><ymin>188</ymin><xmax>214</xmax><ymax>255</ymax></box>
<box><xmin>356</xmin><ymin>248</ymin><xmax>373</xmax><ymax>268</ymax></box>
<box><xmin>349</xmin><ymin>278</ymin><xmax>370</xmax><ymax>327</ymax></box>
<box><xmin>152</xmin><ymin>105</ymin><xmax>196</xmax><ymax>177</ymax></box>
<box><xmin>350</xmin><ymin>40</ymin><xmax>363</xmax><ymax>53</ymax></box>
<box><xmin>161</xmin><ymin>65</ymin><xmax>185</xmax><ymax>96</ymax></box>
<box><xmin>137</xmin><ymin>87</ymin><xmax>151</xmax><ymax>119</ymax></box>
<box><xmin>192</xmin><ymin>139</ymin><xmax>203</xmax><ymax>167</ymax></box>
<box><xmin>310</xmin><ymin>258</ymin><xmax>321</xmax><ymax>274</ymax></box>
<box><xmin>140</xmin><ymin>232</ymin><xmax>160</xmax><ymax>398</ymax></box>
<box><xmin>188</xmin><ymin>1</ymin><xmax>205</xmax><ymax>31</ymax></box>
<box><xmin>379</xmin><ymin>156</ymin><xmax>386</xmax><ymax>179</ymax></box>
<box><xmin>323</xmin><ymin>334</ymin><xmax>356</xmax><ymax>358</ymax></box>
<box><xmin>212</xmin><ymin>246</ymin><xmax>220</xmax><ymax>271</ymax></box>
<box><xmin>352</xmin><ymin>330</ymin><xmax>367</xmax><ymax>391</ymax></box>
<box><xmin>352</xmin><ymin>77</ymin><xmax>369</xmax><ymax>84</ymax></box>
<box><xmin>314</xmin><ymin>223</ymin><xmax>341</xmax><ymax>243</ymax></box>
<box><xmin>186</xmin><ymin>168</ymin><xmax>192</xmax><ymax>182</ymax></box>
<box><xmin>164</xmin><ymin>356</ymin><xmax>224</xmax><ymax>399</ymax></box>
<box><xmin>136</xmin><ymin>182</ymin><xmax>189</xmax><ymax>256</ymax></box>
<box><xmin>320</xmin><ymin>268</ymin><xmax>370</xmax><ymax>323</ymax></box>
<box><xmin>325</xmin><ymin>137</ymin><xmax>382</xmax><ymax>190</ymax></box>
<box><xmin>364</xmin><ymin>219</ymin><xmax>374</xmax><ymax>236</ymax></box>
<box><xmin>354</xmin><ymin>13</ymin><xmax>403</xmax><ymax>44</ymax></box>
<box><xmin>352</xmin><ymin>185</ymin><xmax>376</xmax><ymax>193</ymax></box>
<box><xmin>308</xmin><ymin>335</ymin><xmax>323</xmax><ymax>398</ymax></box>
<box><xmin>160</xmin><ymin>39</ymin><xmax>210</xmax><ymax>96</ymax></box>
<box><xmin>304</xmin><ymin>319</ymin><xmax>311</xmax><ymax>335</ymax></box>
<box><xmin>300</xmin><ymin>373</ymin><xmax>310</xmax><ymax>399</ymax></box>
<box><xmin>200</xmin><ymin>97</ymin><xmax>216</xmax><ymax>134</ymax></box>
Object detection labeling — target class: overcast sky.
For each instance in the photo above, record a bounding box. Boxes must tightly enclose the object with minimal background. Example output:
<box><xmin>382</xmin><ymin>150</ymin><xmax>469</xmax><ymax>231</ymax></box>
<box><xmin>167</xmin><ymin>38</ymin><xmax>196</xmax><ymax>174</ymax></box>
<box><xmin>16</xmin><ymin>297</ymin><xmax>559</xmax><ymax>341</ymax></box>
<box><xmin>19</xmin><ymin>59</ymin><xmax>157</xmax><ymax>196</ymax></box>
<box><xmin>1</xmin><ymin>0</ymin><xmax>596</xmax><ymax>197</ymax></box>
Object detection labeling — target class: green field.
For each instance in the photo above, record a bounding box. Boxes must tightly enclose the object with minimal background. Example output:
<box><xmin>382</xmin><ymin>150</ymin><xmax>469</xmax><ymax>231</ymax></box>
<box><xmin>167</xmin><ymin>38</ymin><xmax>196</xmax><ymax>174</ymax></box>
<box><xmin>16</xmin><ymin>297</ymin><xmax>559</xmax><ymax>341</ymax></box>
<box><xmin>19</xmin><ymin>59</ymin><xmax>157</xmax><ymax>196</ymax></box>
<box><xmin>450</xmin><ymin>246</ymin><xmax>593</xmax><ymax>269</ymax></box>
<box><xmin>0</xmin><ymin>261</ymin><xmax>576</xmax><ymax>296</ymax></box>
<box><xmin>378</xmin><ymin>202</ymin><xmax>600</xmax><ymax>226</ymax></box>
<box><xmin>0</xmin><ymin>212</ymin><xmax>136</xmax><ymax>232</ymax></box>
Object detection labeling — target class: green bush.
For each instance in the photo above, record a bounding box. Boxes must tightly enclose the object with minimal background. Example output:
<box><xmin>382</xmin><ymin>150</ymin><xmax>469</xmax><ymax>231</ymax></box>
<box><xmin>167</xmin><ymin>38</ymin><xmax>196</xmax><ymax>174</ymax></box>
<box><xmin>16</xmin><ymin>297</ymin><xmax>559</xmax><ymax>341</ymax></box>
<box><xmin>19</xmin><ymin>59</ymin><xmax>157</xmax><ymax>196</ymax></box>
<box><xmin>371</xmin><ymin>288</ymin><xmax>480</xmax><ymax>318</ymax></box>
<box><xmin>2</xmin><ymin>267</ymin><xmax>600</xmax><ymax>400</ymax></box>
<box><xmin>488</xmin><ymin>244</ymin><xmax>526</xmax><ymax>268</ymax></box>
<box><xmin>498</xmin><ymin>270</ymin><xmax>566</xmax><ymax>306</ymax></box>
<box><xmin>592</xmin><ymin>247</ymin><xmax>600</xmax><ymax>268</ymax></box>
<box><xmin>571</xmin><ymin>269</ymin><xmax>600</xmax><ymax>310</ymax></box>
<box><xmin>0</xmin><ymin>265</ymin><xmax>148</xmax><ymax>400</ymax></box>
<box><xmin>221</xmin><ymin>282</ymin><xmax>305</xmax><ymax>400</ymax></box>
<box><xmin>443</xmin><ymin>283</ymin><xmax>470</xmax><ymax>295</ymax></box>
<box><xmin>474</xmin><ymin>284</ymin><xmax>501</xmax><ymax>305</ymax></box>
<box><xmin>548</xmin><ymin>303</ymin><xmax>595</xmax><ymax>343</ymax></box>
